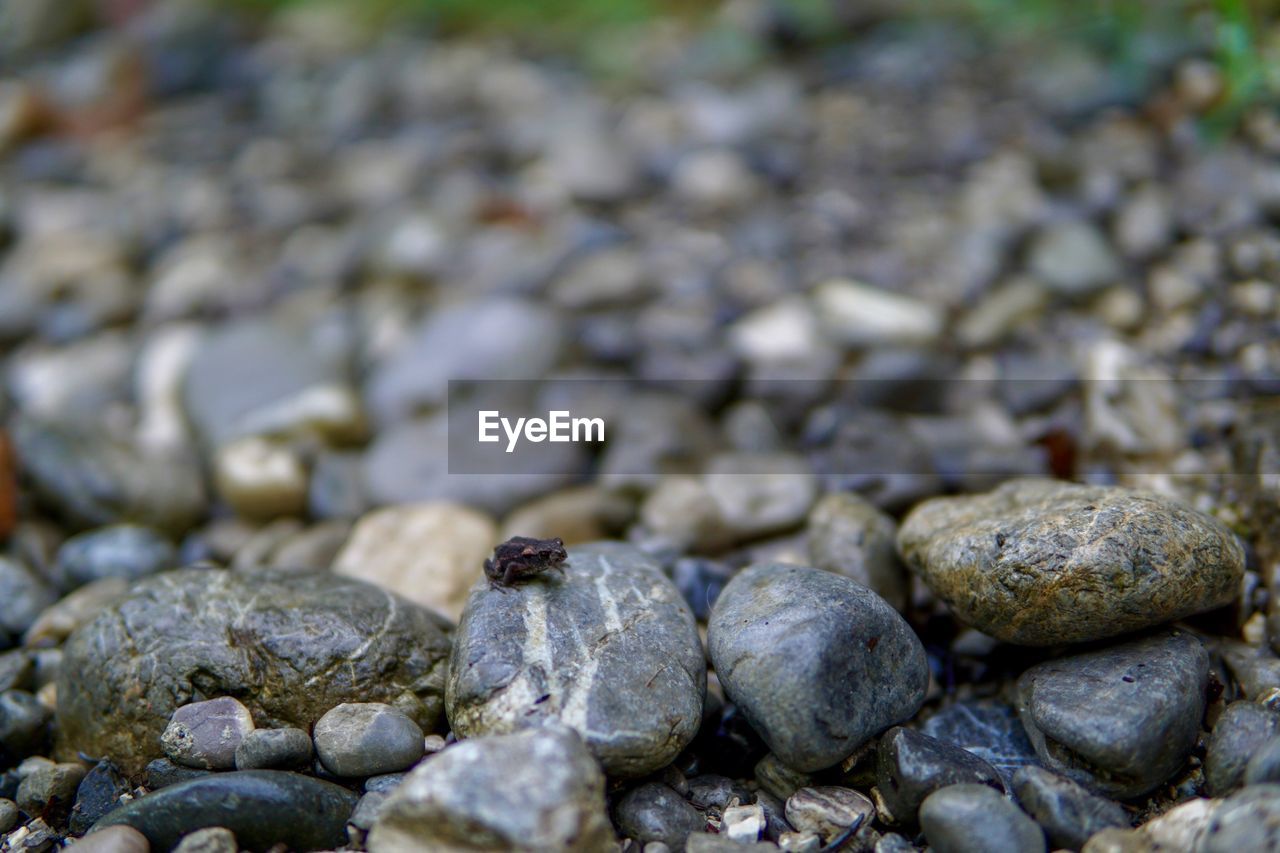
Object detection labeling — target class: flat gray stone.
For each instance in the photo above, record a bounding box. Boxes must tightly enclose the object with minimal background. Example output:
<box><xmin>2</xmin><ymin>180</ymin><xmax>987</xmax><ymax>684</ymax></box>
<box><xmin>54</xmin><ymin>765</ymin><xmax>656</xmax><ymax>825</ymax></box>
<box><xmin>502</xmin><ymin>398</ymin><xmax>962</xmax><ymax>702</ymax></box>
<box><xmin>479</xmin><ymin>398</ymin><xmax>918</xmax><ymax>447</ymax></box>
<box><xmin>919</xmin><ymin>784</ymin><xmax>1046</xmax><ymax>853</ymax></box>
<box><xmin>58</xmin><ymin>568</ymin><xmax>453</xmax><ymax>778</ymax></box>
<box><xmin>1205</xmin><ymin>701</ymin><xmax>1280</xmax><ymax>796</ymax></box>
<box><xmin>91</xmin><ymin>770</ymin><xmax>357</xmax><ymax>852</ymax></box>
<box><xmin>368</xmin><ymin>726</ymin><xmax>614</xmax><ymax>853</ymax></box>
<box><xmin>707</xmin><ymin>563</ymin><xmax>928</xmax><ymax>772</ymax></box>
<box><xmin>1016</xmin><ymin>630</ymin><xmax>1209</xmax><ymax>798</ymax></box>
<box><xmin>313</xmin><ymin>702</ymin><xmax>424</xmax><ymax>777</ymax></box>
<box><xmin>447</xmin><ymin>541</ymin><xmax>705</xmax><ymax>777</ymax></box>
<box><xmin>898</xmin><ymin>480</ymin><xmax>1244</xmax><ymax>645</ymax></box>
<box><xmin>1012</xmin><ymin>765</ymin><xmax>1128</xmax><ymax>850</ymax></box>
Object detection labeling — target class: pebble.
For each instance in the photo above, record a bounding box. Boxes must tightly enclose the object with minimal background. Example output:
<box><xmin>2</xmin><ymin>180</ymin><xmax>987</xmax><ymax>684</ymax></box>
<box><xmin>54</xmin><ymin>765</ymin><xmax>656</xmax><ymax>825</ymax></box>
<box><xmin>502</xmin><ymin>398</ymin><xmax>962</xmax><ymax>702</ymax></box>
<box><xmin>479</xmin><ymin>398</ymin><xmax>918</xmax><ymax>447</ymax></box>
<box><xmin>613</xmin><ymin>782</ymin><xmax>705</xmax><ymax>849</ymax></box>
<box><xmin>1027</xmin><ymin>220</ymin><xmax>1120</xmax><ymax>296</ymax></box>
<box><xmin>143</xmin><ymin>758</ymin><xmax>209</xmax><ymax>790</ymax></box>
<box><xmin>58</xmin><ymin>568</ymin><xmax>453</xmax><ymax>778</ymax></box>
<box><xmin>313</xmin><ymin>703</ymin><xmax>424</xmax><ymax>778</ymax></box>
<box><xmin>0</xmin><ymin>690</ymin><xmax>50</xmax><ymax>765</ymax></box>
<box><xmin>368</xmin><ymin>726</ymin><xmax>614</xmax><ymax>853</ymax></box>
<box><xmin>685</xmin><ymin>835</ymin><xmax>776</xmax><ymax>852</ymax></box>
<box><xmin>724</xmin><ymin>801</ymin><xmax>766</xmax><ymax>842</ymax></box>
<box><xmin>91</xmin><ymin>770</ymin><xmax>357</xmax><ymax>852</ymax></box>
<box><xmin>1197</xmin><ymin>784</ymin><xmax>1280</xmax><ymax>852</ymax></box>
<box><xmin>920</xmin><ymin>701</ymin><xmax>1040</xmax><ymax>787</ymax></box>
<box><xmin>707</xmin><ymin>563</ymin><xmax>928</xmax><ymax>772</ymax></box>
<box><xmin>919</xmin><ymin>784</ymin><xmax>1046</xmax><ymax>853</ymax></box>
<box><xmin>332</xmin><ymin>502</ymin><xmax>496</xmax><ymax>621</ymax></box>
<box><xmin>17</xmin><ymin>761</ymin><xmax>85</xmax><ymax>819</ymax></box>
<box><xmin>172</xmin><ymin>827</ymin><xmax>237</xmax><ymax>853</ymax></box>
<box><xmin>1016</xmin><ymin>630</ymin><xmax>1210</xmax><ymax>798</ymax></box>
<box><xmin>1012</xmin><ymin>765</ymin><xmax>1129</xmax><ymax>850</ymax></box>
<box><xmin>703</xmin><ymin>453</ymin><xmax>817</xmax><ymax>539</ymax></box>
<box><xmin>212</xmin><ymin>437</ymin><xmax>308</xmax><ymax>520</ymax></box>
<box><xmin>0</xmin><ymin>798</ymin><xmax>15</xmax><ymax>833</ymax></box>
<box><xmin>0</xmin><ymin>556</ymin><xmax>57</xmax><ymax>639</ymax></box>
<box><xmin>499</xmin><ymin>486</ymin><xmax>634</xmax><ymax>545</ymax></box>
<box><xmin>233</xmin><ymin>727</ymin><xmax>313</xmax><ymax>771</ymax></box>
<box><xmin>23</xmin><ymin>577</ymin><xmax>128</xmax><ymax>648</ymax></box>
<box><xmin>1206</xmin><ymin>701</ymin><xmax>1280</xmax><ymax>796</ymax></box>
<box><xmin>875</xmin><ymin>727</ymin><xmax>1004</xmax><ymax>823</ymax></box>
<box><xmin>687</xmin><ymin>774</ymin><xmax>754</xmax><ymax>811</ymax></box>
<box><xmin>161</xmin><ymin>697</ymin><xmax>255</xmax><ymax>770</ymax></box>
<box><xmin>447</xmin><ymin>541</ymin><xmax>705</xmax><ymax>777</ymax></box>
<box><xmin>806</xmin><ymin>493</ymin><xmax>907</xmax><ymax>611</ymax></box>
<box><xmin>812</xmin><ymin>280</ymin><xmax>945</xmax><ymax>347</ymax></box>
<box><xmin>12</xmin><ymin>418</ymin><xmax>206</xmax><ymax>537</ymax></box>
<box><xmin>1246</xmin><ymin>737</ymin><xmax>1280</xmax><ymax>786</ymax></box>
<box><xmin>897</xmin><ymin>480</ymin><xmax>1245</xmax><ymax>645</ymax></box>
<box><xmin>69</xmin><ymin>760</ymin><xmax>131</xmax><ymax>835</ymax></box>
<box><xmin>755</xmin><ymin>754</ymin><xmax>814</xmax><ymax>801</ymax></box>
<box><xmin>53</xmin><ymin>526</ymin><xmax>175</xmax><ymax>590</ymax></box>
<box><xmin>784</xmin><ymin>787</ymin><xmax>874</xmax><ymax>842</ymax></box>
<box><xmin>66</xmin><ymin>825</ymin><xmax>149</xmax><ymax>853</ymax></box>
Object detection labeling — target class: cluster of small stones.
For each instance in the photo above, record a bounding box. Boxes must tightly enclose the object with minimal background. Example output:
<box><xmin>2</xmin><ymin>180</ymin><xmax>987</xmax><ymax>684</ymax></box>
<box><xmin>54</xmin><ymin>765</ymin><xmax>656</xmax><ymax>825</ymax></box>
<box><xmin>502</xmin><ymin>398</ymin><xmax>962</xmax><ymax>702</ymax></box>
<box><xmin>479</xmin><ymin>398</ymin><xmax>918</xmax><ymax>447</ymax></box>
<box><xmin>1</xmin><ymin>0</ymin><xmax>1279</xmax><ymax>851</ymax></box>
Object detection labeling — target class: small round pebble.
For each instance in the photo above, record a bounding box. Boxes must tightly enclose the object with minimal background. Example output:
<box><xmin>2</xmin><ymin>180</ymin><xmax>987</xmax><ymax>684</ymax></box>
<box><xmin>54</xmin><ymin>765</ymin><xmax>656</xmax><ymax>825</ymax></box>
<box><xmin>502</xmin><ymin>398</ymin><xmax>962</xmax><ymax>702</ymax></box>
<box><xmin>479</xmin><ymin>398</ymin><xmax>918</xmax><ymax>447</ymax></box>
<box><xmin>919</xmin><ymin>784</ymin><xmax>1046</xmax><ymax>853</ymax></box>
<box><xmin>313</xmin><ymin>702</ymin><xmax>424</xmax><ymax>778</ymax></box>
<box><xmin>613</xmin><ymin>782</ymin><xmax>705</xmax><ymax>849</ymax></box>
<box><xmin>172</xmin><ymin>826</ymin><xmax>237</xmax><ymax>853</ymax></box>
<box><xmin>233</xmin><ymin>727</ymin><xmax>313</xmax><ymax>771</ymax></box>
<box><xmin>161</xmin><ymin>697</ymin><xmax>255</xmax><ymax>770</ymax></box>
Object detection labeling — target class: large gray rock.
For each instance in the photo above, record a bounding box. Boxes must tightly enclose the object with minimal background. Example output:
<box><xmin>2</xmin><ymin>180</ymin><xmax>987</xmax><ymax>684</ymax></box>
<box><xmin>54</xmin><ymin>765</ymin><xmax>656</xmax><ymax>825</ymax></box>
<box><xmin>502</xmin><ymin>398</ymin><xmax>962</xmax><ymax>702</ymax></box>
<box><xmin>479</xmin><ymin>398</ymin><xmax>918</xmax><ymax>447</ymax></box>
<box><xmin>58</xmin><ymin>568</ymin><xmax>453</xmax><ymax>778</ymax></box>
<box><xmin>707</xmin><ymin>563</ymin><xmax>928</xmax><ymax>772</ymax></box>
<box><xmin>1016</xmin><ymin>630</ymin><xmax>1209</xmax><ymax>799</ymax></box>
<box><xmin>91</xmin><ymin>770</ymin><xmax>357</xmax><ymax>852</ymax></box>
<box><xmin>446</xmin><ymin>542</ymin><xmax>705</xmax><ymax>777</ymax></box>
<box><xmin>898</xmin><ymin>480</ymin><xmax>1244</xmax><ymax>645</ymax></box>
<box><xmin>368</xmin><ymin>726</ymin><xmax>615</xmax><ymax>853</ymax></box>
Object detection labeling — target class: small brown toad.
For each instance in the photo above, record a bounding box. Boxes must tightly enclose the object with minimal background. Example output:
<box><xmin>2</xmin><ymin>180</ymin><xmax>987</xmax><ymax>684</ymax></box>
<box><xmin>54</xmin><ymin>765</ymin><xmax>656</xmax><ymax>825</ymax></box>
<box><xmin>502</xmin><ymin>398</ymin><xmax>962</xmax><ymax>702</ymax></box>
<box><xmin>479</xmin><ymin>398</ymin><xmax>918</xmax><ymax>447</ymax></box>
<box><xmin>484</xmin><ymin>536</ymin><xmax>568</xmax><ymax>590</ymax></box>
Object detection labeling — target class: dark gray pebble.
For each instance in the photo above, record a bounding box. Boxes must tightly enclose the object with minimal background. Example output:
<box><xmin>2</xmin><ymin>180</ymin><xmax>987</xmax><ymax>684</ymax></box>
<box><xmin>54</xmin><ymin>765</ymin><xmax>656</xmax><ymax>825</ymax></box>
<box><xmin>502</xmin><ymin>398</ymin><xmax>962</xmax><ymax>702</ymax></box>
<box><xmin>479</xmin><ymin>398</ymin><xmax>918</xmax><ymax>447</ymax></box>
<box><xmin>0</xmin><ymin>690</ymin><xmax>49</xmax><ymax>765</ymax></box>
<box><xmin>54</xmin><ymin>525</ymin><xmax>175</xmax><ymax>590</ymax></box>
<box><xmin>234</xmin><ymin>727</ymin><xmax>313</xmax><ymax>771</ymax></box>
<box><xmin>69</xmin><ymin>760</ymin><xmax>131</xmax><ymax>835</ymax></box>
<box><xmin>1012</xmin><ymin>765</ymin><xmax>1128</xmax><ymax>850</ymax></box>
<box><xmin>1206</xmin><ymin>701</ymin><xmax>1280</xmax><ymax>796</ymax></box>
<box><xmin>144</xmin><ymin>758</ymin><xmax>211</xmax><ymax>789</ymax></box>
<box><xmin>921</xmin><ymin>701</ymin><xmax>1040</xmax><ymax>787</ymax></box>
<box><xmin>876</xmin><ymin>726</ymin><xmax>1004</xmax><ymax>823</ymax></box>
<box><xmin>613</xmin><ymin>782</ymin><xmax>705</xmax><ymax>848</ymax></box>
<box><xmin>919</xmin><ymin>784</ymin><xmax>1046</xmax><ymax>853</ymax></box>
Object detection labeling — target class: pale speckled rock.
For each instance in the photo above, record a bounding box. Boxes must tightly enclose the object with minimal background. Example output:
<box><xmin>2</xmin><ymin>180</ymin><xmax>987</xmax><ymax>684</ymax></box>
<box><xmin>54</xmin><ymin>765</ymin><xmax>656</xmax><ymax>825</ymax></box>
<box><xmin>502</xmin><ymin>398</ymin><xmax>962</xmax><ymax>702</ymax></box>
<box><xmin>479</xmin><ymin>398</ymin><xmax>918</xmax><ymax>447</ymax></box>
<box><xmin>1016</xmin><ymin>630</ymin><xmax>1209</xmax><ymax>799</ymax></box>
<box><xmin>368</xmin><ymin>726</ymin><xmax>614</xmax><ymax>853</ymax></box>
<box><xmin>784</xmin><ymin>787</ymin><xmax>874</xmax><ymax>842</ymax></box>
<box><xmin>333</xmin><ymin>503</ymin><xmax>497</xmax><ymax>621</ymax></box>
<box><xmin>446</xmin><ymin>541</ymin><xmax>705</xmax><ymax>777</ymax></box>
<box><xmin>1196</xmin><ymin>785</ymin><xmax>1280</xmax><ymax>853</ymax></box>
<box><xmin>707</xmin><ymin>563</ymin><xmax>928</xmax><ymax>772</ymax></box>
<box><xmin>58</xmin><ymin>568</ymin><xmax>453</xmax><ymax>778</ymax></box>
<box><xmin>898</xmin><ymin>480</ymin><xmax>1244</xmax><ymax>645</ymax></box>
<box><xmin>806</xmin><ymin>493</ymin><xmax>907</xmax><ymax>611</ymax></box>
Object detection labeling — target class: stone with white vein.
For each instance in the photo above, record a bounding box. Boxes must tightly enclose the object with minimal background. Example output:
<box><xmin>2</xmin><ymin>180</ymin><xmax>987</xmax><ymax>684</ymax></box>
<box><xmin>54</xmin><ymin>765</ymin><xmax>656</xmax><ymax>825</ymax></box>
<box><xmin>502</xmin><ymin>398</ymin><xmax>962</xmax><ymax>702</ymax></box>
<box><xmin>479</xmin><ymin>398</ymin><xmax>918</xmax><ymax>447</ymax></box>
<box><xmin>445</xmin><ymin>541</ymin><xmax>706</xmax><ymax>777</ymax></box>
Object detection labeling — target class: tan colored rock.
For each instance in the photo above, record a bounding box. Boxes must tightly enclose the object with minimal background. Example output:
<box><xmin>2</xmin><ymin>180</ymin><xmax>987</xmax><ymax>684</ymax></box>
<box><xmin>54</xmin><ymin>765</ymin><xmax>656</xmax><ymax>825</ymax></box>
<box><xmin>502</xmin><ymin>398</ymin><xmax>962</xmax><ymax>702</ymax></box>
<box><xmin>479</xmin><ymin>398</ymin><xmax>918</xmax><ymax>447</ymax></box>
<box><xmin>499</xmin><ymin>486</ymin><xmax>633</xmax><ymax>545</ymax></box>
<box><xmin>333</xmin><ymin>503</ymin><xmax>496</xmax><ymax>621</ymax></box>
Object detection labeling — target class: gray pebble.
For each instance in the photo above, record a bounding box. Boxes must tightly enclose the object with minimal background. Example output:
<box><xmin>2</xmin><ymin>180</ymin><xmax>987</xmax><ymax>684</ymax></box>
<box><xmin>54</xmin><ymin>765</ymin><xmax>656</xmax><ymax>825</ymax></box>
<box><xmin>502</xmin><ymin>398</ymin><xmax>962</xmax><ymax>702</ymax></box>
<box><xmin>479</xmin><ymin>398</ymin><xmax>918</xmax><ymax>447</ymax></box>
<box><xmin>17</xmin><ymin>761</ymin><xmax>86</xmax><ymax>818</ymax></box>
<box><xmin>0</xmin><ymin>557</ymin><xmax>57</xmax><ymax>639</ymax></box>
<box><xmin>613</xmin><ymin>782</ymin><xmax>705</xmax><ymax>849</ymax></box>
<box><xmin>162</xmin><ymin>697</ymin><xmax>255</xmax><ymax>770</ymax></box>
<box><xmin>0</xmin><ymin>798</ymin><xmax>15</xmax><ymax>833</ymax></box>
<box><xmin>234</xmin><ymin>727</ymin><xmax>313</xmax><ymax>772</ymax></box>
<box><xmin>172</xmin><ymin>826</ymin><xmax>237</xmax><ymax>853</ymax></box>
<box><xmin>368</xmin><ymin>726</ymin><xmax>614</xmax><ymax>852</ymax></box>
<box><xmin>1027</xmin><ymin>220</ymin><xmax>1120</xmax><ymax>296</ymax></box>
<box><xmin>350</xmin><ymin>790</ymin><xmax>391</xmax><ymax>831</ymax></box>
<box><xmin>448</xmin><ymin>542</ymin><xmax>705</xmax><ymax>777</ymax></box>
<box><xmin>1246</xmin><ymin>737</ymin><xmax>1280</xmax><ymax>786</ymax></box>
<box><xmin>363</xmin><ymin>773</ymin><xmax>405</xmax><ymax>794</ymax></box>
<box><xmin>69</xmin><ymin>759</ymin><xmax>131</xmax><ymax>835</ymax></box>
<box><xmin>0</xmin><ymin>690</ymin><xmax>50</xmax><ymax>764</ymax></box>
<box><xmin>54</xmin><ymin>525</ymin><xmax>175</xmax><ymax>590</ymax></box>
<box><xmin>1206</xmin><ymin>701</ymin><xmax>1280</xmax><ymax>796</ymax></box>
<box><xmin>919</xmin><ymin>784</ymin><xmax>1046</xmax><ymax>853</ymax></box>
<box><xmin>898</xmin><ymin>480</ymin><xmax>1245</xmax><ymax>645</ymax></box>
<box><xmin>686</xmin><ymin>775</ymin><xmax>753</xmax><ymax>811</ymax></box>
<box><xmin>708</xmin><ymin>563</ymin><xmax>928</xmax><ymax>772</ymax></box>
<box><xmin>1197</xmin><ymin>784</ymin><xmax>1280</xmax><ymax>852</ymax></box>
<box><xmin>313</xmin><ymin>703</ymin><xmax>424</xmax><ymax>778</ymax></box>
<box><xmin>754</xmin><ymin>753</ymin><xmax>814</xmax><ymax>802</ymax></box>
<box><xmin>703</xmin><ymin>452</ymin><xmax>816</xmax><ymax>539</ymax></box>
<box><xmin>806</xmin><ymin>492</ymin><xmax>907</xmax><ymax>611</ymax></box>
<box><xmin>1012</xmin><ymin>765</ymin><xmax>1128</xmax><ymax>850</ymax></box>
<box><xmin>1016</xmin><ymin>630</ymin><xmax>1209</xmax><ymax>798</ymax></box>
<box><xmin>920</xmin><ymin>701</ymin><xmax>1040</xmax><ymax>787</ymax></box>
<box><xmin>875</xmin><ymin>726</ymin><xmax>1004</xmax><ymax>823</ymax></box>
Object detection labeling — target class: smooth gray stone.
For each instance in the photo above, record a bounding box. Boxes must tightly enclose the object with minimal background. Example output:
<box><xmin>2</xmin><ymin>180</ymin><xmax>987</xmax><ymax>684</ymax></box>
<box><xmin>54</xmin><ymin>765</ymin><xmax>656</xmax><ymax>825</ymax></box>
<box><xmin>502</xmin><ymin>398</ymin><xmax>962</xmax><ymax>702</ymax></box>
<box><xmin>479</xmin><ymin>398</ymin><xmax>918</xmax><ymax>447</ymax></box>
<box><xmin>0</xmin><ymin>557</ymin><xmax>57</xmax><ymax>637</ymax></box>
<box><xmin>13</xmin><ymin>417</ymin><xmax>206</xmax><ymax>537</ymax></box>
<box><xmin>1206</xmin><ymin>701</ymin><xmax>1280</xmax><ymax>796</ymax></box>
<box><xmin>234</xmin><ymin>727</ymin><xmax>313</xmax><ymax>771</ymax></box>
<box><xmin>368</xmin><ymin>726</ymin><xmax>614</xmax><ymax>852</ymax></box>
<box><xmin>921</xmin><ymin>701</ymin><xmax>1040</xmax><ymax>787</ymax></box>
<box><xmin>919</xmin><ymin>784</ymin><xmax>1046</xmax><ymax>853</ymax></box>
<box><xmin>1196</xmin><ymin>784</ymin><xmax>1280</xmax><ymax>852</ymax></box>
<box><xmin>58</xmin><ymin>568</ymin><xmax>453</xmax><ymax>778</ymax></box>
<box><xmin>1012</xmin><ymin>765</ymin><xmax>1128</xmax><ymax>850</ymax></box>
<box><xmin>898</xmin><ymin>480</ymin><xmax>1245</xmax><ymax>645</ymax></box>
<box><xmin>144</xmin><ymin>757</ymin><xmax>211</xmax><ymax>789</ymax></box>
<box><xmin>1016</xmin><ymin>630</ymin><xmax>1209</xmax><ymax>798</ymax></box>
<box><xmin>313</xmin><ymin>703</ymin><xmax>424</xmax><ymax>778</ymax></box>
<box><xmin>613</xmin><ymin>782</ymin><xmax>705</xmax><ymax>848</ymax></box>
<box><xmin>54</xmin><ymin>525</ymin><xmax>175</xmax><ymax>590</ymax></box>
<box><xmin>807</xmin><ymin>492</ymin><xmax>908</xmax><ymax>611</ymax></box>
<box><xmin>0</xmin><ymin>689</ymin><xmax>50</xmax><ymax>765</ymax></box>
<box><xmin>707</xmin><ymin>563</ymin><xmax>928</xmax><ymax>772</ymax></box>
<box><xmin>447</xmin><ymin>541</ymin><xmax>705</xmax><ymax>777</ymax></box>
<box><xmin>1246</xmin><ymin>737</ymin><xmax>1280</xmax><ymax>786</ymax></box>
<box><xmin>876</xmin><ymin>726</ymin><xmax>1003</xmax><ymax>823</ymax></box>
<box><xmin>91</xmin><ymin>770</ymin><xmax>357</xmax><ymax>852</ymax></box>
